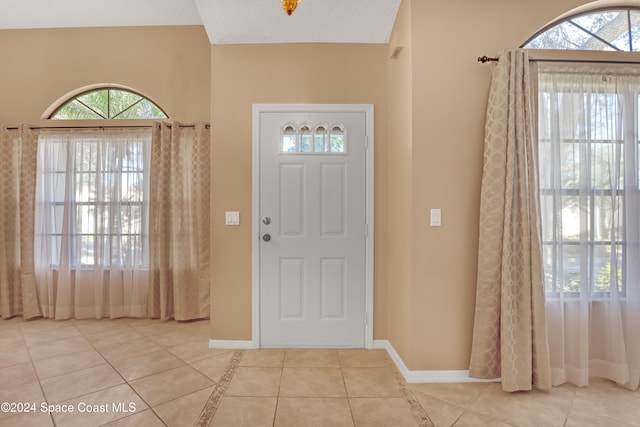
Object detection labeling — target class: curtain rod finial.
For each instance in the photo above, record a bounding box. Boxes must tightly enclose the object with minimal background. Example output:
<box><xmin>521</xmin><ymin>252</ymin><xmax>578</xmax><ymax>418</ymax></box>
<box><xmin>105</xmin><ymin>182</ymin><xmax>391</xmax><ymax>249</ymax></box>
<box><xmin>478</xmin><ymin>55</ymin><xmax>498</xmax><ymax>63</ymax></box>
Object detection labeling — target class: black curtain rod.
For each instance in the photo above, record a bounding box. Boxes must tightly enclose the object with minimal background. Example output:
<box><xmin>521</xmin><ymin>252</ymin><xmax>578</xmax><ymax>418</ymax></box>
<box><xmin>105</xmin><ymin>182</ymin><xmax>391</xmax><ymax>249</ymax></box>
<box><xmin>4</xmin><ymin>123</ymin><xmax>209</xmax><ymax>131</ymax></box>
<box><xmin>29</xmin><ymin>125</ymin><xmax>153</xmax><ymax>130</ymax></box>
<box><xmin>478</xmin><ymin>56</ymin><xmax>500</xmax><ymax>63</ymax></box>
<box><xmin>478</xmin><ymin>55</ymin><xmax>640</xmax><ymax>65</ymax></box>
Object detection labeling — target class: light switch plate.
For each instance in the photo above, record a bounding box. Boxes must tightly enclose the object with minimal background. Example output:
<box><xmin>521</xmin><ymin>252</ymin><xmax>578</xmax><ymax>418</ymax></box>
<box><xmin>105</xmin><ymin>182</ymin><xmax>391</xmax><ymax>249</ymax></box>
<box><xmin>430</xmin><ymin>209</ymin><xmax>441</xmax><ymax>227</ymax></box>
<box><xmin>225</xmin><ymin>211</ymin><xmax>240</xmax><ymax>226</ymax></box>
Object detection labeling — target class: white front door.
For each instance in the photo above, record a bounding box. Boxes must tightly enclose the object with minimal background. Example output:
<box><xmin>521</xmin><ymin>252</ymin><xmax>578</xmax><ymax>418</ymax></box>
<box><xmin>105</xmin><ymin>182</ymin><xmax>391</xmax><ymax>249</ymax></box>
<box><xmin>254</xmin><ymin>105</ymin><xmax>372</xmax><ymax>347</ymax></box>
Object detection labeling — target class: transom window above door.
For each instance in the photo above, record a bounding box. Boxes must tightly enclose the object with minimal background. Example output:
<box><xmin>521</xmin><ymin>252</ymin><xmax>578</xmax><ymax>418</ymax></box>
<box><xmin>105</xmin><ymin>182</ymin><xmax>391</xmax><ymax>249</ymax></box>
<box><xmin>281</xmin><ymin>123</ymin><xmax>346</xmax><ymax>153</ymax></box>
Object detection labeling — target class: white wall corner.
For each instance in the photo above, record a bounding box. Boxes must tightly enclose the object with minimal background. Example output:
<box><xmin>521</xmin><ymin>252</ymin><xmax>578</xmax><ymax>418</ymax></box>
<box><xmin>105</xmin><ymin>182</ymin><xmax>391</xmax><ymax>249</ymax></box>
<box><xmin>373</xmin><ymin>340</ymin><xmax>501</xmax><ymax>384</ymax></box>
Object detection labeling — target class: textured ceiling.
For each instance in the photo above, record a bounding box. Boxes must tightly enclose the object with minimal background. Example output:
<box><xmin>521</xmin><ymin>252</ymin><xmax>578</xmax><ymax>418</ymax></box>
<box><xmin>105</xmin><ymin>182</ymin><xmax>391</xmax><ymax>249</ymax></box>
<box><xmin>0</xmin><ymin>0</ymin><xmax>203</xmax><ymax>30</ymax></box>
<box><xmin>0</xmin><ymin>0</ymin><xmax>401</xmax><ymax>45</ymax></box>
<box><xmin>195</xmin><ymin>0</ymin><xmax>402</xmax><ymax>44</ymax></box>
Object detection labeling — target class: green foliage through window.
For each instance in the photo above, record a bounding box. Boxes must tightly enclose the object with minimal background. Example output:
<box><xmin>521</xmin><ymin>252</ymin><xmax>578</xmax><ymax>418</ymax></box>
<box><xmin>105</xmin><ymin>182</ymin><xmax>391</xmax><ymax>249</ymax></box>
<box><xmin>51</xmin><ymin>88</ymin><xmax>167</xmax><ymax>120</ymax></box>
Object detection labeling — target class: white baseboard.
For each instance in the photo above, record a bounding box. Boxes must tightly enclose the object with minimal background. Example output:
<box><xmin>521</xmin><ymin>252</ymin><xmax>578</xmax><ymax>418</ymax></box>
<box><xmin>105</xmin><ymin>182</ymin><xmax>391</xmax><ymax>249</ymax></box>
<box><xmin>209</xmin><ymin>340</ymin><xmax>255</xmax><ymax>349</ymax></box>
<box><xmin>208</xmin><ymin>338</ymin><xmax>499</xmax><ymax>384</ymax></box>
<box><xmin>373</xmin><ymin>340</ymin><xmax>500</xmax><ymax>384</ymax></box>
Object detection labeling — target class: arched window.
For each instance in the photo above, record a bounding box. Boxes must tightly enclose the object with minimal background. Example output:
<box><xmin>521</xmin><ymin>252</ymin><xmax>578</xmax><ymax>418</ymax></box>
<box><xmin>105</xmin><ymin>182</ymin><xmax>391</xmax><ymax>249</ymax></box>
<box><xmin>49</xmin><ymin>86</ymin><xmax>167</xmax><ymax>120</ymax></box>
<box><xmin>37</xmin><ymin>84</ymin><xmax>169</xmax><ymax>269</ymax></box>
<box><xmin>523</xmin><ymin>7</ymin><xmax>640</xmax><ymax>51</ymax></box>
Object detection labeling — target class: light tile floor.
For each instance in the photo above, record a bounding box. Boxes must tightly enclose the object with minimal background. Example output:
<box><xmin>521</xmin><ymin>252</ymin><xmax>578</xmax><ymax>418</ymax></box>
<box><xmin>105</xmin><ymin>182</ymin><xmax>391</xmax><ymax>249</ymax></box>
<box><xmin>0</xmin><ymin>317</ymin><xmax>638</xmax><ymax>426</ymax></box>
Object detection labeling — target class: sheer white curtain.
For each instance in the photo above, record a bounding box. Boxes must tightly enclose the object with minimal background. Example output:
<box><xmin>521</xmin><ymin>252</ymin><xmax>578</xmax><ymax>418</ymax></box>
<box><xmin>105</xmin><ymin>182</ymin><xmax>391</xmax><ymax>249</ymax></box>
<box><xmin>538</xmin><ymin>64</ymin><xmax>640</xmax><ymax>390</ymax></box>
<box><xmin>34</xmin><ymin>129</ymin><xmax>151</xmax><ymax>319</ymax></box>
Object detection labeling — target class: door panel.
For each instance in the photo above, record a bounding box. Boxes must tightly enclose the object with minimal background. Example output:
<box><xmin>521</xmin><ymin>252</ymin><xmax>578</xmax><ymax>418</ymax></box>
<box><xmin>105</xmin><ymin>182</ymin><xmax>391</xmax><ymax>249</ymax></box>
<box><xmin>320</xmin><ymin>258</ymin><xmax>346</xmax><ymax>319</ymax></box>
<box><xmin>320</xmin><ymin>164</ymin><xmax>346</xmax><ymax>236</ymax></box>
<box><xmin>280</xmin><ymin>258</ymin><xmax>304</xmax><ymax>319</ymax></box>
<box><xmin>280</xmin><ymin>164</ymin><xmax>305</xmax><ymax>235</ymax></box>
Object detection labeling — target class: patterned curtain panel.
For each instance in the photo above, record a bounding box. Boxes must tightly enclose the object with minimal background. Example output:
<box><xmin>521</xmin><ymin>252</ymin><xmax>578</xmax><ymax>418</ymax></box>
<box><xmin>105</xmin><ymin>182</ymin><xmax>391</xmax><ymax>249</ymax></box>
<box><xmin>469</xmin><ymin>50</ymin><xmax>552</xmax><ymax>391</ymax></box>
<box><xmin>148</xmin><ymin>122</ymin><xmax>210</xmax><ymax>321</ymax></box>
<box><xmin>0</xmin><ymin>126</ymin><xmax>40</xmax><ymax>319</ymax></box>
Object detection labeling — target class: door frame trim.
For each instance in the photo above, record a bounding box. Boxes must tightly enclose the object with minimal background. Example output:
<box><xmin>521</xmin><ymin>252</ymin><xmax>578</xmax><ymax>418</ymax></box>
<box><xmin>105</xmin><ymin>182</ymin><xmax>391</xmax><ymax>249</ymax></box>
<box><xmin>251</xmin><ymin>104</ymin><xmax>374</xmax><ymax>348</ymax></box>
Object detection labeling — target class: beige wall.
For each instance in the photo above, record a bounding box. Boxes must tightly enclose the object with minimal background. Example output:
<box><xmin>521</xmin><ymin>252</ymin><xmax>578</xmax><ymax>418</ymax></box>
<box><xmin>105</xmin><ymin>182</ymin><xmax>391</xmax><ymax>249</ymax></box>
<box><xmin>0</xmin><ymin>0</ymin><xmax>609</xmax><ymax>372</ymax></box>
<box><xmin>207</xmin><ymin>0</ymin><xmax>587</xmax><ymax>366</ymax></box>
<box><xmin>209</xmin><ymin>43</ymin><xmax>389</xmax><ymax>340</ymax></box>
<box><xmin>384</xmin><ymin>0</ymin><xmax>591</xmax><ymax>370</ymax></box>
<box><xmin>0</xmin><ymin>26</ymin><xmax>210</xmax><ymax>123</ymax></box>
<box><xmin>386</xmin><ymin>0</ymin><xmax>414</xmax><ymax>367</ymax></box>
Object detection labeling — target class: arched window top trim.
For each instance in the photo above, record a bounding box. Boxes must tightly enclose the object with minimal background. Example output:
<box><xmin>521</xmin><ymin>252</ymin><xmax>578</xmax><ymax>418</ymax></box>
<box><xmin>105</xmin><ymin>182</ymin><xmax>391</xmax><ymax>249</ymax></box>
<box><xmin>299</xmin><ymin>122</ymin><xmax>313</xmax><ymax>132</ymax></box>
<box><xmin>43</xmin><ymin>83</ymin><xmax>168</xmax><ymax>120</ymax></box>
<box><xmin>522</xmin><ymin>5</ymin><xmax>640</xmax><ymax>51</ymax></box>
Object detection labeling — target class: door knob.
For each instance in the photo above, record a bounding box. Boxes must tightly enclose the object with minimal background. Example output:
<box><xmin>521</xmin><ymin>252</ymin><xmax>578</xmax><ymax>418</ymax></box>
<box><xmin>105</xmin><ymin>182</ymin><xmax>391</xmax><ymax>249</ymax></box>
<box><xmin>262</xmin><ymin>233</ymin><xmax>271</xmax><ymax>242</ymax></box>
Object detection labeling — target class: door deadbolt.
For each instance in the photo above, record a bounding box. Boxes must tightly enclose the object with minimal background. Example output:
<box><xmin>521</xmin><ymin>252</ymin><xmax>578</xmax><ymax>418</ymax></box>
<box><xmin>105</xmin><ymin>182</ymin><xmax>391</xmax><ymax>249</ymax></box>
<box><xmin>263</xmin><ymin>217</ymin><xmax>271</xmax><ymax>225</ymax></box>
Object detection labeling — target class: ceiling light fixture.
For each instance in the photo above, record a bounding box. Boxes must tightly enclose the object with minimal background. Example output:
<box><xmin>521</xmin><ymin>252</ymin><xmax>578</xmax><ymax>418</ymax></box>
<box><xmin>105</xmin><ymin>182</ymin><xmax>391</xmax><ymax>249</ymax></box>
<box><xmin>281</xmin><ymin>0</ymin><xmax>302</xmax><ymax>15</ymax></box>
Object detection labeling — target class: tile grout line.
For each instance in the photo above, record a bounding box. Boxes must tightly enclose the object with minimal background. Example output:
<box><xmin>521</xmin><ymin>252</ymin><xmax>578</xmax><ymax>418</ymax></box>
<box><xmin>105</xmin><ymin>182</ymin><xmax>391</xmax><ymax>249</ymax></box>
<box><xmin>94</xmin><ymin>318</ymin><xmax>219</xmax><ymax>426</ymax></box>
<box><xmin>562</xmin><ymin>384</ymin><xmax>579</xmax><ymax>427</ymax></box>
<box><xmin>67</xmin><ymin>319</ymin><xmax>169</xmax><ymax>427</ymax></box>
<box><xmin>193</xmin><ymin>349</ymin><xmax>245</xmax><ymax>427</ymax></box>
<box><xmin>98</xmin><ymin>318</ymin><xmax>219</xmax><ymax>426</ymax></box>
<box><xmin>74</xmin><ymin>320</ymin><xmax>161</xmax><ymax>420</ymax></box>
<box><xmin>73</xmin><ymin>318</ymin><xmax>217</xmax><ymax>426</ymax></box>
<box><xmin>72</xmin><ymin>318</ymin><xmax>199</xmax><ymax>426</ymax></box>
<box><xmin>389</xmin><ymin>361</ymin><xmax>436</xmax><ymax>427</ymax></box>
<box><xmin>335</xmin><ymin>350</ymin><xmax>357</xmax><ymax>426</ymax></box>
<box><xmin>273</xmin><ymin>350</ymin><xmax>286</xmax><ymax>426</ymax></box>
<box><xmin>90</xmin><ymin>321</ymin><xmax>167</xmax><ymax>426</ymax></box>
<box><xmin>17</xmin><ymin>320</ymin><xmax>58</xmax><ymax>427</ymax></box>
